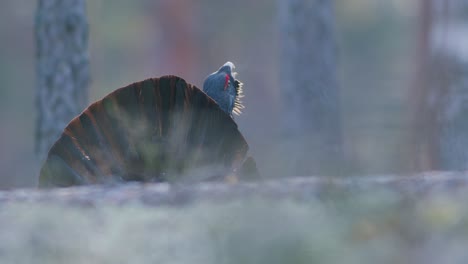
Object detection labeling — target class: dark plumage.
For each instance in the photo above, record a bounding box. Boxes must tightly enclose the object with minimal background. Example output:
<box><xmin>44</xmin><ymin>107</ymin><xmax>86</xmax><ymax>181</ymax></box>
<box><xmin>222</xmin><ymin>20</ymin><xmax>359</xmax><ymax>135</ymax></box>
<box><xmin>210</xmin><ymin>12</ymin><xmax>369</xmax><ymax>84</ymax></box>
<box><xmin>38</xmin><ymin>75</ymin><xmax>257</xmax><ymax>187</ymax></box>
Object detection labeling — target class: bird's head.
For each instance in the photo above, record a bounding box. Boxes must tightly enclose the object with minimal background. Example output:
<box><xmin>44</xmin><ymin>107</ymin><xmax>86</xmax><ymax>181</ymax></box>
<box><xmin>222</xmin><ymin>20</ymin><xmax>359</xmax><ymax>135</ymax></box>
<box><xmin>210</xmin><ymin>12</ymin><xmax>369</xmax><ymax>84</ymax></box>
<box><xmin>203</xmin><ymin>61</ymin><xmax>244</xmax><ymax>117</ymax></box>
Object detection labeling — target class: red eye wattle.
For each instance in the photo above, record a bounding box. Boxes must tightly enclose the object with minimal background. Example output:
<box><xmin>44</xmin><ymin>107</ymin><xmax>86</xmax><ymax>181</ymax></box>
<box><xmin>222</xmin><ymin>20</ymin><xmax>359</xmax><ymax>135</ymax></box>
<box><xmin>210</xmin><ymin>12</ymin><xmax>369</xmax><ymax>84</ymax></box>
<box><xmin>224</xmin><ymin>74</ymin><xmax>230</xmax><ymax>90</ymax></box>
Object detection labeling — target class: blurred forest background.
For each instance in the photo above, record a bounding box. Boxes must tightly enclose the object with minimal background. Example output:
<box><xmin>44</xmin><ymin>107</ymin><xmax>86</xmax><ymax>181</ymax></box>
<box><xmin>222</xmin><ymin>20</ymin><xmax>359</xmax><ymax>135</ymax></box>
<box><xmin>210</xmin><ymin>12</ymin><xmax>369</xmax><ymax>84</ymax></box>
<box><xmin>0</xmin><ymin>1</ymin><xmax>465</xmax><ymax>188</ymax></box>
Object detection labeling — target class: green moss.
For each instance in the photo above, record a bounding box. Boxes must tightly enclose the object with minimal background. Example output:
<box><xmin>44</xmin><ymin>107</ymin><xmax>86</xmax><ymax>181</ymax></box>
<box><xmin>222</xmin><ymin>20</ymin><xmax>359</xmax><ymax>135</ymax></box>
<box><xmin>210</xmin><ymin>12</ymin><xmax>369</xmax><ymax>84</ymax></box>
<box><xmin>2</xmin><ymin>188</ymin><xmax>468</xmax><ymax>263</ymax></box>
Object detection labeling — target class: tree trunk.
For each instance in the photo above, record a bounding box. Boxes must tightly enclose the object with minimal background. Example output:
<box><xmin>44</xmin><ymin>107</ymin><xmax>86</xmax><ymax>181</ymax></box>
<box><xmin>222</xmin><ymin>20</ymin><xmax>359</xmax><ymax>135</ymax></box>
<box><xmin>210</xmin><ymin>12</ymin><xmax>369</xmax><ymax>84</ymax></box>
<box><xmin>435</xmin><ymin>0</ymin><xmax>468</xmax><ymax>170</ymax></box>
<box><xmin>411</xmin><ymin>0</ymin><xmax>468</xmax><ymax>170</ymax></box>
<box><xmin>409</xmin><ymin>0</ymin><xmax>435</xmax><ymax>170</ymax></box>
<box><xmin>278</xmin><ymin>0</ymin><xmax>343</xmax><ymax>176</ymax></box>
<box><xmin>152</xmin><ymin>1</ymin><xmax>199</xmax><ymax>81</ymax></box>
<box><xmin>35</xmin><ymin>0</ymin><xmax>90</xmax><ymax>161</ymax></box>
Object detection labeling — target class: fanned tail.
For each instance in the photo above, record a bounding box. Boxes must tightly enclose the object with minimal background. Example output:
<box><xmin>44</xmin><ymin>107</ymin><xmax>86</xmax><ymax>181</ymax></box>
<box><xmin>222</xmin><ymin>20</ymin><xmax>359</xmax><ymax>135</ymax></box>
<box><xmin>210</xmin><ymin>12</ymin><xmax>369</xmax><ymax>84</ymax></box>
<box><xmin>39</xmin><ymin>76</ymin><xmax>251</xmax><ymax>187</ymax></box>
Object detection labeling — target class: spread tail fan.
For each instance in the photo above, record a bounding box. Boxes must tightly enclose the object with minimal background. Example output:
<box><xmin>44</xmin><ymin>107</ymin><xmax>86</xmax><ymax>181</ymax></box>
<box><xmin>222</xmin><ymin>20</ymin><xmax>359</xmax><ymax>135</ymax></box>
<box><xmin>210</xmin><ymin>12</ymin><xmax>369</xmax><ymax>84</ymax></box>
<box><xmin>39</xmin><ymin>76</ymin><xmax>257</xmax><ymax>187</ymax></box>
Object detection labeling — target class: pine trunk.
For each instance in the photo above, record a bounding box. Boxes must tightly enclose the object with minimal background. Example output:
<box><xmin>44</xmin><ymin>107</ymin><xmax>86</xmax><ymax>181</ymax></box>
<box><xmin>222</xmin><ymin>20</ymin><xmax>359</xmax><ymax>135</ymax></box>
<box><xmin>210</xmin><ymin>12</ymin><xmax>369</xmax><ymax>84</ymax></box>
<box><xmin>35</xmin><ymin>0</ymin><xmax>90</xmax><ymax>161</ymax></box>
<box><xmin>278</xmin><ymin>0</ymin><xmax>343</xmax><ymax>176</ymax></box>
<box><xmin>411</xmin><ymin>0</ymin><xmax>468</xmax><ymax>170</ymax></box>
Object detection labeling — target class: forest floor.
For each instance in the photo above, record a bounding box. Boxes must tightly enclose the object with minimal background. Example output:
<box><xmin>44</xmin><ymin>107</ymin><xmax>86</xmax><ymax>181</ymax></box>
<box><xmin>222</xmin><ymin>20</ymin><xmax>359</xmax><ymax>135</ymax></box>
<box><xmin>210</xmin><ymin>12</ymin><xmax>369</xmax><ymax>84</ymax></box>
<box><xmin>1</xmin><ymin>172</ymin><xmax>468</xmax><ymax>264</ymax></box>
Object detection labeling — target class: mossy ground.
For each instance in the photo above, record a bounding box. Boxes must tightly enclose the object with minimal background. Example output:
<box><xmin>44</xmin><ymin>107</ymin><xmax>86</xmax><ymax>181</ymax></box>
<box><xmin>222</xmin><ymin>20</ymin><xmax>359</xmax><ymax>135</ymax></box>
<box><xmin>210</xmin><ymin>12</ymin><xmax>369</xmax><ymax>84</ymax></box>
<box><xmin>1</xmin><ymin>182</ymin><xmax>468</xmax><ymax>264</ymax></box>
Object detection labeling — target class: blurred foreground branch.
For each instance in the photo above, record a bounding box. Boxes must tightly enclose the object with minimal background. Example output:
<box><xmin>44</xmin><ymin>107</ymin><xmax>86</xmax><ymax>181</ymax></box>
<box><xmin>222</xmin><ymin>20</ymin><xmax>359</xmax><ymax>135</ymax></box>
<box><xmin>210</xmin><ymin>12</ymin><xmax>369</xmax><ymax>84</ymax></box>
<box><xmin>2</xmin><ymin>172</ymin><xmax>468</xmax><ymax>205</ymax></box>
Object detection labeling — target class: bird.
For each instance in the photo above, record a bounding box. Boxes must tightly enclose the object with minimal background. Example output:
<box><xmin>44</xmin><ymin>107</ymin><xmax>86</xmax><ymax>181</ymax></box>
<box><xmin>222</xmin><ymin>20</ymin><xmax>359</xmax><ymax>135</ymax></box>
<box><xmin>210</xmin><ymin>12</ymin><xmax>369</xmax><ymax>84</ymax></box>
<box><xmin>203</xmin><ymin>61</ymin><xmax>244</xmax><ymax>117</ymax></box>
<box><xmin>38</xmin><ymin>68</ymin><xmax>258</xmax><ymax>188</ymax></box>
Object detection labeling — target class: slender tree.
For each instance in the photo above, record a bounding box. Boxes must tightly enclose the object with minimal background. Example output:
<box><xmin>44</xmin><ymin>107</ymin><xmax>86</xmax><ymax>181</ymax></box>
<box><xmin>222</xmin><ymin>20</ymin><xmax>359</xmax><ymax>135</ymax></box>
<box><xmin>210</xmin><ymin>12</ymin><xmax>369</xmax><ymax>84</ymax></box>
<box><xmin>410</xmin><ymin>0</ymin><xmax>468</xmax><ymax>170</ymax></box>
<box><xmin>35</xmin><ymin>0</ymin><xmax>90</xmax><ymax>161</ymax></box>
<box><xmin>153</xmin><ymin>1</ymin><xmax>198</xmax><ymax>81</ymax></box>
<box><xmin>278</xmin><ymin>0</ymin><xmax>343</xmax><ymax>175</ymax></box>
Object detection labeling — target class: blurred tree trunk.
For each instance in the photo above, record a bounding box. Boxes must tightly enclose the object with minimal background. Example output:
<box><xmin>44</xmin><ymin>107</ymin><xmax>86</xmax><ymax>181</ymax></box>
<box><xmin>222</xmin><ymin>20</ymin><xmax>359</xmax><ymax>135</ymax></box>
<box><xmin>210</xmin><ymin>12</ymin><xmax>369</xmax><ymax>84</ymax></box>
<box><xmin>35</xmin><ymin>0</ymin><xmax>89</xmax><ymax>161</ymax></box>
<box><xmin>153</xmin><ymin>0</ymin><xmax>199</xmax><ymax>81</ymax></box>
<box><xmin>409</xmin><ymin>0</ymin><xmax>435</xmax><ymax>170</ymax></box>
<box><xmin>278</xmin><ymin>0</ymin><xmax>343</xmax><ymax>176</ymax></box>
<box><xmin>410</xmin><ymin>0</ymin><xmax>468</xmax><ymax>170</ymax></box>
